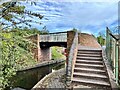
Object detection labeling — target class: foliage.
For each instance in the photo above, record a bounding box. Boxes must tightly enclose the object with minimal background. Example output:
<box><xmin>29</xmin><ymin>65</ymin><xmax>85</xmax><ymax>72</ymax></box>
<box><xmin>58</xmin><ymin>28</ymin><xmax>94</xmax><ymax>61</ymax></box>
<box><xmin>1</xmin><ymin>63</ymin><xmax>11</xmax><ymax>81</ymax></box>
<box><xmin>97</xmin><ymin>32</ymin><xmax>105</xmax><ymax>46</ymax></box>
<box><xmin>97</xmin><ymin>36</ymin><xmax>105</xmax><ymax>46</ymax></box>
<box><xmin>1</xmin><ymin>1</ymin><xmax>43</xmax><ymax>30</ymax></box>
<box><xmin>0</xmin><ymin>26</ymin><xmax>48</xmax><ymax>89</ymax></box>
<box><xmin>0</xmin><ymin>33</ymin><xmax>18</xmax><ymax>89</ymax></box>
<box><xmin>0</xmin><ymin>1</ymin><xmax>48</xmax><ymax>89</ymax></box>
<box><xmin>69</xmin><ymin>28</ymin><xmax>81</xmax><ymax>34</ymax></box>
<box><xmin>51</xmin><ymin>47</ymin><xmax>66</xmax><ymax>60</ymax></box>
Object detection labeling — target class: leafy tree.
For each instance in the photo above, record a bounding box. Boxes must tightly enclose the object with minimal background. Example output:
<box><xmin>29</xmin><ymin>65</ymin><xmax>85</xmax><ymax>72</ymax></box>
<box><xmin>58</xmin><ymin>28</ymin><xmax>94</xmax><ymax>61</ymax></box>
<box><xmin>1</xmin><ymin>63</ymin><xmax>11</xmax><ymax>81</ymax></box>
<box><xmin>0</xmin><ymin>1</ymin><xmax>49</xmax><ymax>89</ymax></box>
<box><xmin>1</xmin><ymin>1</ymin><xmax>43</xmax><ymax>30</ymax></box>
<box><xmin>97</xmin><ymin>32</ymin><xmax>105</xmax><ymax>46</ymax></box>
<box><xmin>41</xmin><ymin>26</ymin><xmax>49</xmax><ymax>34</ymax></box>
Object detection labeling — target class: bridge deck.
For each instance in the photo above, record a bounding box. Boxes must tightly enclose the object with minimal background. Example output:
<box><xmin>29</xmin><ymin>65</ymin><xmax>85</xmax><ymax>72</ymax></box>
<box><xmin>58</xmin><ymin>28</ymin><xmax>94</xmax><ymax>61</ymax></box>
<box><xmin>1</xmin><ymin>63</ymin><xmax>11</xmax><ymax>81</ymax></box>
<box><xmin>40</xmin><ymin>33</ymin><xmax>67</xmax><ymax>42</ymax></box>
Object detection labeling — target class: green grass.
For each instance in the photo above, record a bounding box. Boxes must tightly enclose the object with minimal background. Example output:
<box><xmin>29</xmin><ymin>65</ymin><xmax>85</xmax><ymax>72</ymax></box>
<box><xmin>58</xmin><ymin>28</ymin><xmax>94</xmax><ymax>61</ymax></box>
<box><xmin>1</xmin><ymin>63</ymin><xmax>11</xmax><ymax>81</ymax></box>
<box><xmin>51</xmin><ymin>46</ymin><xmax>66</xmax><ymax>60</ymax></box>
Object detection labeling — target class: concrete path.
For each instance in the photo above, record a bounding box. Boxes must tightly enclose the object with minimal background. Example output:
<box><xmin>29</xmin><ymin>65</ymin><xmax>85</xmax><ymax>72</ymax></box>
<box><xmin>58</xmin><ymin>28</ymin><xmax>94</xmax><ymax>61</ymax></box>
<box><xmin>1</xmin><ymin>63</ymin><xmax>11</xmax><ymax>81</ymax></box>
<box><xmin>32</xmin><ymin>68</ymin><xmax>66</xmax><ymax>89</ymax></box>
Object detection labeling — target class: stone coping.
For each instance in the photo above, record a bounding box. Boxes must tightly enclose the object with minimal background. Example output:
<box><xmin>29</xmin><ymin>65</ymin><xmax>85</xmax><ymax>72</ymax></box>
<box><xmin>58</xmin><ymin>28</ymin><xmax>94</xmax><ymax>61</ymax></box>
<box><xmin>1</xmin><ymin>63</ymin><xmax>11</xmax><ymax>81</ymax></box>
<box><xmin>18</xmin><ymin>59</ymin><xmax>65</xmax><ymax>72</ymax></box>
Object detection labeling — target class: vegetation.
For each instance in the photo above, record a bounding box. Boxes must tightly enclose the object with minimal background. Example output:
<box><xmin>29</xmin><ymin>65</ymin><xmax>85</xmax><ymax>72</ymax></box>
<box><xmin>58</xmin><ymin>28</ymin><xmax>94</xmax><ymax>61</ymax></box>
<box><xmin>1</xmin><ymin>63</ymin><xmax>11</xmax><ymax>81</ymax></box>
<box><xmin>1</xmin><ymin>1</ymin><xmax>43</xmax><ymax>30</ymax></box>
<box><xmin>0</xmin><ymin>1</ymin><xmax>49</xmax><ymax>89</ymax></box>
<box><xmin>97</xmin><ymin>32</ymin><xmax>105</xmax><ymax>46</ymax></box>
<box><xmin>0</xmin><ymin>1</ymin><xmax>64</xmax><ymax>89</ymax></box>
<box><xmin>97</xmin><ymin>36</ymin><xmax>105</xmax><ymax>46</ymax></box>
<box><xmin>0</xmin><ymin>27</ymin><xmax>43</xmax><ymax>89</ymax></box>
<box><xmin>51</xmin><ymin>47</ymin><xmax>66</xmax><ymax>60</ymax></box>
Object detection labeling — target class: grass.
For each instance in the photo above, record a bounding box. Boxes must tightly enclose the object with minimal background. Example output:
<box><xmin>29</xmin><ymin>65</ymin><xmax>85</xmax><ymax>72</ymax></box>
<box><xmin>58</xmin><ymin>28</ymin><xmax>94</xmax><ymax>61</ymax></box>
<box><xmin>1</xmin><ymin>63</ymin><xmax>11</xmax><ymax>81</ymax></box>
<box><xmin>51</xmin><ymin>46</ymin><xmax>66</xmax><ymax>60</ymax></box>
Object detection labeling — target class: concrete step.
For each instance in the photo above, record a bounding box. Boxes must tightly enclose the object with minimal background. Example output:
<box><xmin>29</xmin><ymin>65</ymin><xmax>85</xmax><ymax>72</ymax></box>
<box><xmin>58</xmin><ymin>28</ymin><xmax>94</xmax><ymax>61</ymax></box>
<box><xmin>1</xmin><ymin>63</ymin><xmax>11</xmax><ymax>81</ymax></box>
<box><xmin>76</xmin><ymin>59</ymin><xmax>103</xmax><ymax>64</ymax></box>
<box><xmin>78</xmin><ymin>51</ymin><xmax>102</xmax><ymax>54</ymax></box>
<box><xmin>75</xmin><ymin>63</ymin><xmax>104</xmax><ymax>69</ymax></box>
<box><xmin>72</xmin><ymin>77</ymin><xmax>110</xmax><ymax>87</ymax></box>
<box><xmin>74</xmin><ymin>67</ymin><xmax>106</xmax><ymax>74</ymax></box>
<box><xmin>73</xmin><ymin>72</ymin><xmax>108</xmax><ymax>79</ymax></box>
<box><xmin>77</xmin><ymin>56</ymin><xmax>102</xmax><ymax>60</ymax></box>
<box><xmin>77</xmin><ymin>54</ymin><xmax>102</xmax><ymax>57</ymax></box>
<box><xmin>78</xmin><ymin>49</ymin><xmax>102</xmax><ymax>52</ymax></box>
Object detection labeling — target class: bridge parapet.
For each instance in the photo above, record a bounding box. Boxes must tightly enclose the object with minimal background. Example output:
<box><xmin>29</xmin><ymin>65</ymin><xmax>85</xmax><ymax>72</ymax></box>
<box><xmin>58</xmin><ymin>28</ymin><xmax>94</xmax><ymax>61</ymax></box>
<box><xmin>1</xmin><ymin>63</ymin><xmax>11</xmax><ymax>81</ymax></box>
<box><xmin>40</xmin><ymin>32</ymin><xmax>67</xmax><ymax>42</ymax></box>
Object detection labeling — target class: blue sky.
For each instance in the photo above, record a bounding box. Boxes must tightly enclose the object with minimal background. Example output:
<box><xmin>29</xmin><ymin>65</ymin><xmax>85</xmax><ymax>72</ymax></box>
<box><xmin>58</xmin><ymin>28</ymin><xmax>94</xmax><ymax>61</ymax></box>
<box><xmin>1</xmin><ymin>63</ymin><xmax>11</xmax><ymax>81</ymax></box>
<box><xmin>18</xmin><ymin>0</ymin><xmax>119</xmax><ymax>35</ymax></box>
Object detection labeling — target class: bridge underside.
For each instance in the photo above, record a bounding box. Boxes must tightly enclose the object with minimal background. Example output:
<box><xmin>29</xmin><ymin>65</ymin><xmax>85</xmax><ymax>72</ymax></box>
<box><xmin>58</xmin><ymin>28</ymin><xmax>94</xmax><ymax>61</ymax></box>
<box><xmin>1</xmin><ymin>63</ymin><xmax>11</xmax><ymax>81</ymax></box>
<box><xmin>40</xmin><ymin>42</ymin><xmax>67</xmax><ymax>48</ymax></box>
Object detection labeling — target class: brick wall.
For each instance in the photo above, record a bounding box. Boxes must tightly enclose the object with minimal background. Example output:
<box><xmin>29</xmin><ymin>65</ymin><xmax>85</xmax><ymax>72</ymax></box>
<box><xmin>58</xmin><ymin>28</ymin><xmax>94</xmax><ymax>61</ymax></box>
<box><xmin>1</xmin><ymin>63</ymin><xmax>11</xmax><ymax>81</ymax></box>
<box><xmin>40</xmin><ymin>47</ymin><xmax>51</xmax><ymax>62</ymax></box>
<box><xmin>67</xmin><ymin>31</ymin><xmax>75</xmax><ymax>56</ymax></box>
<box><xmin>26</xmin><ymin>34</ymin><xmax>51</xmax><ymax>62</ymax></box>
<box><xmin>26</xmin><ymin>34</ymin><xmax>40</xmax><ymax>61</ymax></box>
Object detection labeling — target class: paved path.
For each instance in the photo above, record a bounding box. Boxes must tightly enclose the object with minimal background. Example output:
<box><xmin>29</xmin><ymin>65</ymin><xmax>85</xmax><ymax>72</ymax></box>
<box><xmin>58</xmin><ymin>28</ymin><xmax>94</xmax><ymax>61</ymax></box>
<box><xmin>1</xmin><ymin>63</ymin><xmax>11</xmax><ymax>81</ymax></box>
<box><xmin>32</xmin><ymin>68</ymin><xmax>91</xmax><ymax>90</ymax></box>
<box><xmin>32</xmin><ymin>68</ymin><xmax>66</xmax><ymax>89</ymax></box>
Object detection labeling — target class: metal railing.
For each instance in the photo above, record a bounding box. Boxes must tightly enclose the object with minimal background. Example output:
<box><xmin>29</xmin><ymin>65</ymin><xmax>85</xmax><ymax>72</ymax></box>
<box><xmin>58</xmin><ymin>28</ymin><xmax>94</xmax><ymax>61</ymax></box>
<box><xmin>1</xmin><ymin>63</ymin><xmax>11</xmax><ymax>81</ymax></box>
<box><xmin>40</xmin><ymin>32</ymin><xmax>67</xmax><ymax>42</ymax></box>
<box><xmin>106</xmin><ymin>27</ymin><xmax>120</xmax><ymax>84</ymax></box>
<box><xmin>66</xmin><ymin>31</ymin><xmax>78</xmax><ymax>85</ymax></box>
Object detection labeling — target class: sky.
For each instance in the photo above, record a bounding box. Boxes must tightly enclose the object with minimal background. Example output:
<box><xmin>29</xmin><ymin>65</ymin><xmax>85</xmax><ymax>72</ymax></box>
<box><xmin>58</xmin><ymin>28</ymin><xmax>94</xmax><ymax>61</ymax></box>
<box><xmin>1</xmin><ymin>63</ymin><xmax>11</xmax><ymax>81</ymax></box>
<box><xmin>1</xmin><ymin>0</ymin><xmax>119</xmax><ymax>36</ymax></box>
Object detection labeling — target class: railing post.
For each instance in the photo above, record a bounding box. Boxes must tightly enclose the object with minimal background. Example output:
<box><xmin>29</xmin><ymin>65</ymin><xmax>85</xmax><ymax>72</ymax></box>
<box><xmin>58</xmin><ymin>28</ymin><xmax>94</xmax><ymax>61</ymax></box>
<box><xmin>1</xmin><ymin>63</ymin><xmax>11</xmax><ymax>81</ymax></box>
<box><xmin>106</xmin><ymin>28</ymin><xmax>112</xmax><ymax>67</ymax></box>
<box><xmin>115</xmin><ymin>41</ymin><xmax>119</xmax><ymax>84</ymax></box>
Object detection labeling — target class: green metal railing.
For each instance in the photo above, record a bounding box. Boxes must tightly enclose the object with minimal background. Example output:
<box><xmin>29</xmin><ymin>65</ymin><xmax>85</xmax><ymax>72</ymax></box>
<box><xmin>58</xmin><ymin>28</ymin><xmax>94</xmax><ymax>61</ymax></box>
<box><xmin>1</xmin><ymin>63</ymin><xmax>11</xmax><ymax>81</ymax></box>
<box><xmin>106</xmin><ymin>27</ymin><xmax>120</xmax><ymax>85</ymax></box>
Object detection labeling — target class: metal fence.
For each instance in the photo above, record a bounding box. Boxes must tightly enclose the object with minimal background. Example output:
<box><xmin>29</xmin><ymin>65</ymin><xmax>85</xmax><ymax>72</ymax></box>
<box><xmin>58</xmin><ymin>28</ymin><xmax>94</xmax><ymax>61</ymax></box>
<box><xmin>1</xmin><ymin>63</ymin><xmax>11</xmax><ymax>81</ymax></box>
<box><xmin>106</xmin><ymin>27</ymin><xmax>120</xmax><ymax>85</ymax></box>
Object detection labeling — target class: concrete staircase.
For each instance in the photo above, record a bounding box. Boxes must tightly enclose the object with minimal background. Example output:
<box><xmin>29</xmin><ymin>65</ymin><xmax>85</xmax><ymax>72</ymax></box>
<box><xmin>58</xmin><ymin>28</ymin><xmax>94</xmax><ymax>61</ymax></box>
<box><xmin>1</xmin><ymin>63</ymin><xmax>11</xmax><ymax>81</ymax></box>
<box><xmin>71</xmin><ymin>46</ymin><xmax>111</xmax><ymax>89</ymax></box>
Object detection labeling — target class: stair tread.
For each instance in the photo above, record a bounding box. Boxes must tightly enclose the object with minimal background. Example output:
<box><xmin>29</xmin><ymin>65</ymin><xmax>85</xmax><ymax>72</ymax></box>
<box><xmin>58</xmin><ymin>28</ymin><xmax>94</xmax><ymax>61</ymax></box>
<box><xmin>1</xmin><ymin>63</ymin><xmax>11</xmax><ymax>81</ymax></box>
<box><xmin>78</xmin><ymin>46</ymin><xmax>102</xmax><ymax>51</ymax></box>
<box><xmin>76</xmin><ymin>60</ymin><xmax>103</xmax><ymax>63</ymax></box>
<box><xmin>78</xmin><ymin>52</ymin><xmax>102</xmax><ymax>54</ymax></box>
<box><xmin>72</xmin><ymin>77</ymin><xmax>110</xmax><ymax>86</ymax></box>
<box><xmin>77</xmin><ymin>54</ymin><xmax>101</xmax><ymax>56</ymax></box>
<box><xmin>77</xmin><ymin>56</ymin><xmax>102</xmax><ymax>59</ymax></box>
<box><xmin>73</xmin><ymin>72</ymin><xmax>107</xmax><ymax>78</ymax></box>
<box><xmin>75</xmin><ymin>63</ymin><xmax>104</xmax><ymax>67</ymax></box>
<box><xmin>74</xmin><ymin>67</ymin><xmax>105</xmax><ymax>72</ymax></box>
<box><xmin>78</xmin><ymin>49</ymin><xmax>102</xmax><ymax>51</ymax></box>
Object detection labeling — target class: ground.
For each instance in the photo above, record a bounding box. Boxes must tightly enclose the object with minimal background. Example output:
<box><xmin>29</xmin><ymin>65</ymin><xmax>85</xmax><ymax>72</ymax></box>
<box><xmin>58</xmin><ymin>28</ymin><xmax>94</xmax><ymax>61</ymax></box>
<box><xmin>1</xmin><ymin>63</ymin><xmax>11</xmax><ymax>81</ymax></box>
<box><xmin>79</xmin><ymin>33</ymin><xmax>101</xmax><ymax>48</ymax></box>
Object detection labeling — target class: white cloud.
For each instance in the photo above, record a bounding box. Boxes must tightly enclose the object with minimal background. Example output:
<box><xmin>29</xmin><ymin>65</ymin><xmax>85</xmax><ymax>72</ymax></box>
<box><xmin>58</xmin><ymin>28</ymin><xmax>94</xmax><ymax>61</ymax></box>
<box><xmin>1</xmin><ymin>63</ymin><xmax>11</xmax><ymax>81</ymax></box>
<box><xmin>18</xmin><ymin>1</ymin><xmax>119</xmax><ymax>35</ymax></box>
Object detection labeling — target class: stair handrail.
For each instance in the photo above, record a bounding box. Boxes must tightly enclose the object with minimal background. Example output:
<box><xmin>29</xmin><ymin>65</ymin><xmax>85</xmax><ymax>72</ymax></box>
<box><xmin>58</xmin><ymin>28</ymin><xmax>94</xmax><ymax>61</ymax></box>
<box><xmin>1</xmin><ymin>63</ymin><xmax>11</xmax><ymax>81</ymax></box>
<box><xmin>67</xmin><ymin>31</ymin><xmax>78</xmax><ymax>84</ymax></box>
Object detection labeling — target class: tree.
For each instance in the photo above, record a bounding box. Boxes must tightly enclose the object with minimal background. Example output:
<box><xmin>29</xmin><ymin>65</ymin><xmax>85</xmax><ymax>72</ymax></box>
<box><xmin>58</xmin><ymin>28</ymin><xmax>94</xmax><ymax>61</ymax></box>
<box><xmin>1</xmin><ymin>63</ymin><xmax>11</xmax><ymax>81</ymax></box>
<box><xmin>97</xmin><ymin>32</ymin><xmax>105</xmax><ymax>46</ymax></box>
<box><xmin>0</xmin><ymin>1</ymin><xmax>48</xmax><ymax>89</ymax></box>
<box><xmin>1</xmin><ymin>1</ymin><xmax>43</xmax><ymax>30</ymax></box>
<box><xmin>41</xmin><ymin>26</ymin><xmax>49</xmax><ymax>34</ymax></box>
